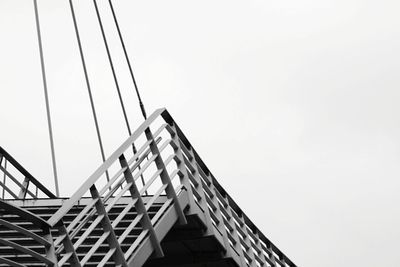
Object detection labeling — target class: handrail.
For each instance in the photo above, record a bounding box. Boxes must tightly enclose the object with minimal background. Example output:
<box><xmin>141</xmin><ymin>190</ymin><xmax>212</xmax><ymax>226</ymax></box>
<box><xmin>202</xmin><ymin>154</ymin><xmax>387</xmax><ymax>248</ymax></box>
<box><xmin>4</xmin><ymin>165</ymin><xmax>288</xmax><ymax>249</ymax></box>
<box><xmin>160</xmin><ymin>110</ymin><xmax>297</xmax><ymax>267</ymax></box>
<box><xmin>42</xmin><ymin>107</ymin><xmax>296</xmax><ymax>267</ymax></box>
<box><xmin>0</xmin><ymin>200</ymin><xmax>57</xmax><ymax>267</ymax></box>
<box><xmin>0</xmin><ymin>200</ymin><xmax>51</xmax><ymax>229</ymax></box>
<box><xmin>47</xmin><ymin>108</ymin><xmax>166</xmax><ymax>227</ymax></box>
<box><xmin>45</xmin><ymin>107</ymin><xmax>187</xmax><ymax>266</ymax></box>
<box><xmin>0</xmin><ymin>146</ymin><xmax>57</xmax><ymax>199</ymax></box>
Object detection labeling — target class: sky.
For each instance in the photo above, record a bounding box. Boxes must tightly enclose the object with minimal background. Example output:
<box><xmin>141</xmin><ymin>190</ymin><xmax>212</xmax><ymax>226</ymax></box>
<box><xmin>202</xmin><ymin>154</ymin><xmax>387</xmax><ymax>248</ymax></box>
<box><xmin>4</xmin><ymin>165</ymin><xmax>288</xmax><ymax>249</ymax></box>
<box><xmin>1</xmin><ymin>0</ymin><xmax>400</xmax><ymax>266</ymax></box>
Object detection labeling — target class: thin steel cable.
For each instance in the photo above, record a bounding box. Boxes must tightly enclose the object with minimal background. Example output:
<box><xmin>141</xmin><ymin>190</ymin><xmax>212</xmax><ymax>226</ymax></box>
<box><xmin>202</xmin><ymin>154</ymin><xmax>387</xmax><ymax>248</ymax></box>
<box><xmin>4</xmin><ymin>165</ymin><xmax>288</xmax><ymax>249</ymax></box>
<box><xmin>93</xmin><ymin>0</ymin><xmax>147</xmax><ymax>194</ymax></box>
<box><xmin>33</xmin><ymin>0</ymin><xmax>60</xmax><ymax>197</ymax></box>
<box><xmin>95</xmin><ymin>0</ymin><xmax>147</xmax><ymax>192</ymax></box>
<box><xmin>93</xmin><ymin>0</ymin><xmax>132</xmax><ymax>136</ymax></box>
<box><xmin>108</xmin><ymin>0</ymin><xmax>147</xmax><ymax>119</ymax></box>
<box><xmin>69</xmin><ymin>0</ymin><xmax>110</xmax><ymax>182</ymax></box>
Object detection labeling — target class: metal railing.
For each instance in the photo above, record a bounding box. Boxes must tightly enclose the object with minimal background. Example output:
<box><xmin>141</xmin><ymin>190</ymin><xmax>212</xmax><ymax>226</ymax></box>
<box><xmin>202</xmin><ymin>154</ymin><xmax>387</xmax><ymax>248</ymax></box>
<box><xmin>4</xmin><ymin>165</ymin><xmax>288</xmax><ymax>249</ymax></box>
<box><xmin>0</xmin><ymin>147</ymin><xmax>57</xmax><ymax>200</ymax></box>
<box><xmin>44</xmin><ymin>108</ymin><xmax>296</xmax><ymax>267</ymax></box>
<box><xmin>164</xmin><ymin>110</ymin><xmax>297</xmax><ymax>267</ymax></box>
<box><xmin>0</xmin><ymin>200</ymin><xmax>57</xmax><ymax>267</ymax></box>
<box><xmin>0</xmin><ymin>108</ymin><xmax>296</xmax><ymax>267</ymax></box>
<box><xmin>46</xmin><ymin>108</ymin><xmax>188</xmax><ymax>266</ymax></box>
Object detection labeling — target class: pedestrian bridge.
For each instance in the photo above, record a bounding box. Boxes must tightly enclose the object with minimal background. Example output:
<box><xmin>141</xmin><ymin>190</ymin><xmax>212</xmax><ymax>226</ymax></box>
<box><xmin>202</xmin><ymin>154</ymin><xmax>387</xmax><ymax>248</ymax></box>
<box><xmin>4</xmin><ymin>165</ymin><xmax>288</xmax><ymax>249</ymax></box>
<box><xmin>0</xmin><ymin>108</ymin><xmax>296</xmax><ymax>267</ymax></box>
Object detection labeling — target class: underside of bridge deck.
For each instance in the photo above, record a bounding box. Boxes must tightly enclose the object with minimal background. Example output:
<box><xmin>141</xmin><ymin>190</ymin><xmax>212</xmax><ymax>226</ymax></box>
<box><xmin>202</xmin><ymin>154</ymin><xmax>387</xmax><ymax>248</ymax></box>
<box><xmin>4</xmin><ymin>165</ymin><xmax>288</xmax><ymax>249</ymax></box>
<box><xmin>144</xmin><ymin>215</ymin><xmax>238</xmax><ymax>267</ymax></box>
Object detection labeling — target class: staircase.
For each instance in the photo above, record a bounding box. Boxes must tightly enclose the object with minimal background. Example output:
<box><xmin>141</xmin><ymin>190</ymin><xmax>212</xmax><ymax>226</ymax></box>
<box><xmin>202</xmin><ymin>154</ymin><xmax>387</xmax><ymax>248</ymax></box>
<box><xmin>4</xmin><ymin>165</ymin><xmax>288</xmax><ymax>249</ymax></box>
<box><xmin>0</xmin><ymin>108</ymin><xmax>297</xmax><ymax>267</ymax></box>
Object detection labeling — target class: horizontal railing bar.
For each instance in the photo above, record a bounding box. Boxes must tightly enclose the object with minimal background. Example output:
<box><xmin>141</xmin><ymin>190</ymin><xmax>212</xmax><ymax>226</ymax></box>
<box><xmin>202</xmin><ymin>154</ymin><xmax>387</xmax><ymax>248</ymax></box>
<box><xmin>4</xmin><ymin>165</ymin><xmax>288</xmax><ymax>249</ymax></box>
<box><xmin>131</xmin><ymin>154</ymin><xmax>157</xmax><ymax>181</ymax></box>
<box><xmin>0</xmin><ymin>147</ymin><xmax>56</xmax><ymax>198</ymax></box>
<box><xmin>126</xmin><ymin>140</ymin><xmax>152</xmax><ymax>167</ymax></box>
<box><xmin>222</xmin><ymin>216</ymin><xmax>234</xmax><ymax>232</ymax></box>
<box><xmin>153</xmin><ymin>123</ymin><xmax>168</xmax><ymax>138</ymax></box>
<box><xmin>169</xmin><ymin>169</ymin><xmax>180</xmax><ymax>182</ymax></box>
<box><xmin>226</xmin><ymin>230</ymin><xmax>237</xmax><ymax>245</ymax></box>
<box><xmin>0</xmin><ymin>238</ymin><xmax>53</xmax><ymax>265</ymax></box>
<box><xmin>208</xmin><ymin>206</ymin><xmax>220</xmax><ymax>225</ymax></box>
<box><xmin>192</xmin><ymin>186</ymin><xmax>202</xmax><ymax>202</ymax></box>
<box><xmin>105</xmin><ymin>182</ymin><xmax>135</xmax><ymax>211</ymax></box>
<box><xmin>48</xmin><ymin>108</ymin><xmax>167</xmax><ymax>226</ymax></box>
<box><xmin>247</xmin><ymin>231</ymin><xmax>261</xmax><ymax>253</ymax></box>
<box><xmin>66</xmin><ymin>198</ymin><xmax>98</xmax><ymax>232</ymax></box>
<box><xmin>57</xmin><ymin>251</ymin><xmax>73</xmax><ymax>266</ymax></box>
<box><xmin>124</xmin><ymin>229</ymin><xmax>149</xmax><ymax>259</ymax></box>
<box><xmin>111</xmin><ymin>200</ymin><xmax>138</xmax><ymax>228</ymax></box>
<box><xmin>205</xmin><ymin>193</ymin><xmax>217</xmax><ymax>212</ymax></box>
<box><xmin>145</xmin><ymin>184</ymin><xmax>168</xmax><ymax>210</ymax></box>
<box><xmin>219</xmin><ymin>203</ymin><xmax>231</xmax><ymax>221</ymax></box>
<box><xmin>201</xmin><ymin>179</ymin><xmax>215</xmax><ymax>199</ymax></box>
<box><xmin>98</xmin><ymin>166</ymin><xmax>127</xmax><ymax>196</ymax></box>
<box><xmin>174</xmin><ymin>183</ymin><xmax>185</xmax><ymax>194</ymax></box>
<box><xmin>0</xmin><ymin>256</ymin><xmax>26</xmax><ymax>267</ymax></box>
<box><xmin>117</xmin><ymin>214</ymin><xmax>143</xmax><ymax>243</ymax></box>
<box><xmin>139</xmin><ymin>169</ymin><xmax>162</xmax><ymax>195</ymax></box>
<box><xmin>0</xmin><ymin>166</ymin><xmax>36</xmax><ymax>198</ymax></box>
<box><xmin>214</xmin><ymin>189</ymin><xmax>228</xmax><ymax>208</ymax></box>
<box><xmin>73</xmin><ymin>214</ymin><xmax>105</xmax><ymax>249</ymax></box>
<box><xmin>158</xmin><ymin>138</ymin><xmax>173</xmax><ymax>154</ymax></box>
<box><xmin>239</xmin><ymin>235</ymin><xmax>250</xmax><ymax>251</ymax></box>
<box><xmin>265</xmin><ymin>254</ymin><xmax>276</xmax><ymax>266</ymax></box>
<box><xmin>230</xmin><ymin>209</ymin><xmax>244</xmax><ymax>227</ymax></box>
<box><xmin>0</xmin><ymin>200</ymin><xmax>50</xmax><ymax>228</ymax></box>
<box><xmin>127</xmin><ymin>147</ymin><xmax>155</xmax><ymax>178</ymax></box>
<box><xmin>98</xmin><ymin>248</ymin><xmax>116</xmax><ymax>267</ymax></box>
<box><xmin>150</xmin><ymin>198</ymin><xmax>174</xmax><ymax>225</ymax></box>
<box><xmin>253</xmin><ymin>252</ymin><xmax>265</xmax><ymax>266</ymax></box>
<box><xmin>0</xmin><ymin>180</ymin><xmax>19</xmax><ymax>199</ymax></box>
<box><xmin>196</xmin><ymin>165</ymin><xmax>212</xmax><ymax>186</ymax></box>
<box><xmin>243</xmin><ymin>251</ymin><xmax>253</xmax><ymax>264</ymax></box>
<box><xmin>236</xmin><ymin>225</ymin><xmax>247</xmax><ymax>241</ymax></box>
<box><xmin>186</xmin><ymin>167</ymin><xmax>198</xmax><ymax>187</ymax></box>
<box><xmin>0</xmin><ymin>218</ymin><xmax>50</xmax><ymax>246</ymax></box>
<box><xmin>177</xmin><ymin>139</ymin><xmax>193</xmax><ymax>161</ymax></box>
<box><xmin>275</xmin><ymin>257</ymin><xmax>285</xmax><ymax>267</ymax></box>
<box><xmin>81</xmin><ymin>230</ymin><xmax>110</xmax><ymax>265</ymax></box>
<box><xmin>181</xmin><ymin>149</ymin><xmax>196</xmax><ymax>173</ymax></box>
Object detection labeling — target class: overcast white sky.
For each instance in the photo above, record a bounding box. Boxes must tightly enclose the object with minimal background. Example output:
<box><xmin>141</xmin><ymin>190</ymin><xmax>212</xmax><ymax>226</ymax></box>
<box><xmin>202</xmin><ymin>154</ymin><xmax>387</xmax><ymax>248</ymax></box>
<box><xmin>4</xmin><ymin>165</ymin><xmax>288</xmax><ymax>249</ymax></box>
<box><xmin>1</xmin><ymin>0</ymin><xmax>400</xmax><ymax>266</ymax></box>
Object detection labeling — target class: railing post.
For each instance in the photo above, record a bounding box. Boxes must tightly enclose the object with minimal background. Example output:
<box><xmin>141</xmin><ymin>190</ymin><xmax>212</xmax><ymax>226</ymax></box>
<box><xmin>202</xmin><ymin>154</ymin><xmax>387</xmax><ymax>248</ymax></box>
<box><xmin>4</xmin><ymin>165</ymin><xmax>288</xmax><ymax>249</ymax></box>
<box><xmin>1</xmin><ymin>158</ymin><xmax>6</xmax><ymax>199</ymax></box>
<box><xmin>193</xmin><ymin>161</ymin><xmax>233</xmax><ymax>261</ymax></box>
<box><xmin>18</xmin><ymin>176</ymin><xmax>30</xmax><ymax>199</ymax></box>
<box><xmin>119</xmin><ymin>154</ymin><xmax>164</xmax><ymax>257</ymax></box>
<box><xmin>57</xmin><ymin>223</ymin><xmax>81</xmax><ymax>267</ymax></box>
<box><xmin>144</xmin><ymin>127</ymin><xmax>187</xmax><ymax>225</ymax></box>
<box><xmin>266</xmin><ymin>241</ymin><xmax>278</xmax><ymax>267</ymax></box>
<box><xmin>254</xmin><ymin>230</ymin><xmax>268</xmax><ymax>266</ymax></box>
<box><xmin>222</xmin><ymin>194</ymin><xmax>246</xmax><ymax>266</ymax></box>
<box><xmin>167</xmin><ymin>122</ymin><xmax>197</xmax><ymax>214</ymax></box>
<box><xmin>186</xmin><ymin>147</ymin><xmax>215</xmax><ymax>235</ymax></box>
<box><xmin>238</xmin><ymin>214</ymin><xmax>257</xmax><ymax>267</ymax></box>
<box><xmin>89</xmin><ymin>185</ymin><xmax>128</xmax><ymax>266</ymax></box>
<box><xmin>43</xmin><ymin>228</ymin><xmax>58</xmax><ymax>267</ymax></box>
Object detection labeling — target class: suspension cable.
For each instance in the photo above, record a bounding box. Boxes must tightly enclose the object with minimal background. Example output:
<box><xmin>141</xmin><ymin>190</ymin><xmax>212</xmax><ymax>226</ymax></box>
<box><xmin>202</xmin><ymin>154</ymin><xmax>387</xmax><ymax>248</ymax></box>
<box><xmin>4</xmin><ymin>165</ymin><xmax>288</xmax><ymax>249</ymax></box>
<box><xmin>94</xmin><ymin>0</ymin><xmax>148</xmax><ymax>192</ymax></box>
<box><xmin>93</xmin><ymin>0</ymin><xmax>132</xmax><ymax>136</ymax></box>
<box><xmin>108</xmin><ymin>0</ymin><xmax>147</xmax><ymax>119</ymax></box>
<box><xmin>69</xmin><ymin>0</ymin><xmax>109</xmax><ymax>182</ymax></box>
<box><xmin>33</xmin><ymin>0</ymin><xmax>60</xmax><ymax>197</ymax></box>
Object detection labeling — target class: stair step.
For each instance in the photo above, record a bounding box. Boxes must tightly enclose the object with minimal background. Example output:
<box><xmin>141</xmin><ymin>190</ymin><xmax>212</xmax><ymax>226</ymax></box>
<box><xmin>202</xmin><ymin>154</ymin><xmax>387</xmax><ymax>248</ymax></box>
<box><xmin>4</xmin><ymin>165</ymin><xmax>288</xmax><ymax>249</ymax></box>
<box><xmin>0</xmin><ymin>198</ymin><xmax>168</xmax><ymax>266</ymax></box>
